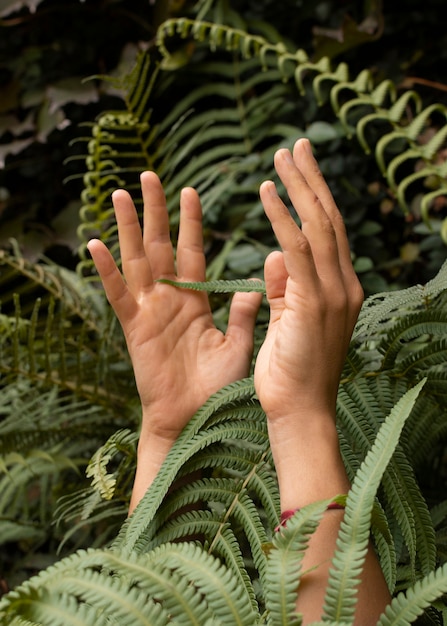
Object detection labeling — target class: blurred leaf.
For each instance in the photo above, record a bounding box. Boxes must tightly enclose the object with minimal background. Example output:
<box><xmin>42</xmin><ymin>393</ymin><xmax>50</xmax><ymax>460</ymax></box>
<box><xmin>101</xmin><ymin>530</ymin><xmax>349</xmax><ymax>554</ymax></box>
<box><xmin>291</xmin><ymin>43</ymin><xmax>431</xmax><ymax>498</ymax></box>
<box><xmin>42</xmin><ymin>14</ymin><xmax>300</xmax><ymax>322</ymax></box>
<box><xmin>305</xmin><ymin>121</ymin><xmax>343</xmax><ymax>144</ymax></box>
<box><xmin>313</xmin><ymin>9</ymin><xmax>384</xmax><ymax>60</ymax></box>
<box><xmin>227</xmin><ymin>244</ymin><xmax>265</xmax><ymax>273</ymax></box>
<box><xmin>36</xmin><ymin>99</ymin><xmax>70</xmax><ymax>142</ymax></box>
<box><xmin>47</xmin><ymin>78</ymin><xmax>99</xmax><ymax>114</ymax></box>
<box><xmin>0</xmin><ymin>0</ymin><xmax>45</xmax><ymax>17</ymax></box>
<box><xmin>400</xmin><ymin>242</ymin><xmax>420</xmax><ymax>263</ymax></box>
<box><xmin>353</xmin><ymin>256</ymin><xmax>374</xmax><ymax>273</ymax></box>
<box><xmin>51</xmin><ymin>201</ymin><xmax>83</xmax><ymax>251</ymax></box>
<box><xmin>358</xmin><ymin>220</ymin><xmax>383</xmax><ymax>236</ymax></box>
<box><xmin>0</xmin><ymin>137</ymin><xmax>35</xmax><ymax>167</ymax></box>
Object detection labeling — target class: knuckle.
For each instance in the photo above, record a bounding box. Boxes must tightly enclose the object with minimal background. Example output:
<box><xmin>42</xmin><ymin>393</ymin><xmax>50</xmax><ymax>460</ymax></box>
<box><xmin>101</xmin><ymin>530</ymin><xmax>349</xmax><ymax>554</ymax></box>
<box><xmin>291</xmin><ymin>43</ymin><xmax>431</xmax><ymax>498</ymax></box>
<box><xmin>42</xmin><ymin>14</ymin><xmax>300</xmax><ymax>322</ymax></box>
<box><xmin>293</xmin><ymin>231</ymin><xmax>312</xmax><ymax>256</ymax></box>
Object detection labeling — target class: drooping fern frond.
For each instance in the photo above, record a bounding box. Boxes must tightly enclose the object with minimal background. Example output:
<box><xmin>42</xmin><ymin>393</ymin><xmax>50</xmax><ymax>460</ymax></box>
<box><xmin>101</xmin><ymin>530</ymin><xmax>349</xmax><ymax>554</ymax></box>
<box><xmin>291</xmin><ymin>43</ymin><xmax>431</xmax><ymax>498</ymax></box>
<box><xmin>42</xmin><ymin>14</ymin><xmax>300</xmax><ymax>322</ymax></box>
<box><xmin>0</xmin><ymin>542</ymin><xmax>261</xmax><ymax>625</ymax></box>
<box><xmin>323</xmin><ymin>380</ymin><xmax>426</xmax><ymax>622</ymax></box>
<box><xmin>351</xmin><ymin>259</ymin><xmax>447</xmax><ymax>346</ymax></box>
<box><xmin>0</xmin><ymin>248</ymin><xmax>141</xmax><ymax>567</ymax></box>
<box><xmin>0</xmin><ymin>249</ymin><xmax>132</xmax><ymax>404</ymax></box>
<box><xmin>114</xmin><ymin>378</ymin><xmax>271</xmax><ymax>553</ymax></box>
<box><xmin>265</xmin><ymin>498</ymin><xmax>334</xmax><ymax>626</ymax></box>
<box><xmin>335</xmin><ymin>375</ymin><xmax>437</xmax><ymax>586</ymax></box>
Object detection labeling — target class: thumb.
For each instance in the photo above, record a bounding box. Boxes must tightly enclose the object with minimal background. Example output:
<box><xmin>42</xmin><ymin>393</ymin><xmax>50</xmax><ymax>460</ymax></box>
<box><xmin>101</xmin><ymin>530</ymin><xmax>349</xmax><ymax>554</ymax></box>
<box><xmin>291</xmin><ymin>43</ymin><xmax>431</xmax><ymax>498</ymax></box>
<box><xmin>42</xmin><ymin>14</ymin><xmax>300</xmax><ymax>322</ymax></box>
<box><xmin>226</xmin><ymin>284</ymin><xmax>263</xmax><ymax>348</ymax></box>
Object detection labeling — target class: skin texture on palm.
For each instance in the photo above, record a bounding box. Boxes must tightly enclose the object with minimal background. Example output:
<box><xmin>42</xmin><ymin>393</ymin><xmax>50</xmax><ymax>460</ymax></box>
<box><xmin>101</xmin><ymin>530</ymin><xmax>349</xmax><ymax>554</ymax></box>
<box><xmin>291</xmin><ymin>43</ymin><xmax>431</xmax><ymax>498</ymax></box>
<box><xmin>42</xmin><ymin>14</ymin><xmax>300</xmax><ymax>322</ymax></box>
<box><xmin>88</xmin><ymin>176</ymin><xmax>262</xmax><ymax>432</ymax></box>
<box><xmin>87</xmin><ymin>173</ymin><xmax>262</xmax><ymax>511</ymax></box>
<box><xmin>88</xmin><ymin>138</ymin><xmax>391</xmax><ymax>624</ymax></box>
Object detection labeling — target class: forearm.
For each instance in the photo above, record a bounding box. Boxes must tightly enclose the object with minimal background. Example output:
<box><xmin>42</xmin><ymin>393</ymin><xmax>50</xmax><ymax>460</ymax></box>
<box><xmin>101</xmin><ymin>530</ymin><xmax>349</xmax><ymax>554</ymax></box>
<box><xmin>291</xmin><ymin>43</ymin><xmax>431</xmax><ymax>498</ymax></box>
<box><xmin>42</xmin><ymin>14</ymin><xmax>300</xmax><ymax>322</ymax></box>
<box><xmin>267</xmin><ymin>412</ymin><xmax>391</xmax><ymax>625</ymax></box>
<box><xmin>129</xmin><ymin>423</ymin><xmax>179</xmax><ymax>515</ymax></box>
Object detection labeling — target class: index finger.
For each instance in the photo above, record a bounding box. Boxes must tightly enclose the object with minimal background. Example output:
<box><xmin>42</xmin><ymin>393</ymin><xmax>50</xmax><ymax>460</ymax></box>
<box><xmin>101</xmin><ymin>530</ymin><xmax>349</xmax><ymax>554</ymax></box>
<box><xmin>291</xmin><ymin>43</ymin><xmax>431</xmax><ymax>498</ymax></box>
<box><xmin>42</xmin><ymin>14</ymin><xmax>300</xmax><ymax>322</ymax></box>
<box><xmin>259</xmin><ymin>178</ymin><xmax>319</xmax><ymax>290</ymax></box>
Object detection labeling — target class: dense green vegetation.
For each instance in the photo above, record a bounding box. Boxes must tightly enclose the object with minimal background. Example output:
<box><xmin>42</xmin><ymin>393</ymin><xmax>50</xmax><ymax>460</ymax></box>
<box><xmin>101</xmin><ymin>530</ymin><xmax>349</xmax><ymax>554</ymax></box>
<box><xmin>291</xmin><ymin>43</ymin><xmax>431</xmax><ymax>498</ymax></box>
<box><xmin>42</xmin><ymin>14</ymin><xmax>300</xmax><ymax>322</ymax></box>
<box><xmin>1</xmin><ymin>0</ymin><xmax>447</xmax><ymax>623</ymax></box>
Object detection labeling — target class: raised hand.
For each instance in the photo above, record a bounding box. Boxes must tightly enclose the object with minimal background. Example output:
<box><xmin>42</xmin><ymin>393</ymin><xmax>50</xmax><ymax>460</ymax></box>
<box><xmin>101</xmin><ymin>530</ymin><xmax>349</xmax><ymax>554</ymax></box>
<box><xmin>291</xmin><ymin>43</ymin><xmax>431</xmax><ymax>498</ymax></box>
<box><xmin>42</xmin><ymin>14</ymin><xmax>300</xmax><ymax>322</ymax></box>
<box><xmin>255</xmin><ymin>138</ymin><xmax>364</xmax><ymax>425</ymax></box>
<box><xmin>88</xmin><ymin>172</ymin><xmax>261</xmax><ymax>510</ymax></box>
<box><xmin>254</xmin><ymin>139</ymin><xmax>390</xmax><ymax>625</ymax></box>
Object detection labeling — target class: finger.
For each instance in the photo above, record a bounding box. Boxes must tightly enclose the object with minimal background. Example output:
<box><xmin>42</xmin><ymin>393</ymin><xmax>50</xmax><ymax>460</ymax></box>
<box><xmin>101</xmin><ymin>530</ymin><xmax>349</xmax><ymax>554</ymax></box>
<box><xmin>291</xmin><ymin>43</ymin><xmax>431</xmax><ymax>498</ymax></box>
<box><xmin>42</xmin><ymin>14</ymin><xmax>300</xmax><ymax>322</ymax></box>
<box><xmin>87</xmin><ymin>238</ymin><xmax>136</xmax><ymax>321</ymax></box>
<box><xmin>274</xmin><ymin>146</ymin><xmax>341</xmax><ymax>283</ymax></box>
<box><xmin>226</xmin><ymin>288</ymin><xmax>263</xmax><ymax>352</ymax></box>
<box><xmin>259</xmin><ymin>179</ymin><xmax>319</xmax><ymax>289</ymax></box>
<box><xmin>112</xmin><ymin>188</ymin><xmax>154</xmax><ymax>291</ymax></box>
<box><xmin>141</xmin><ymin>171</ymin><xmax>175</xmax><ymax>279</ymax></box>
<box><xmin>292</xmin><ymin>138</ymin><xmax>354</xmax><ymax>278</ymax></box>
<box><xmin>176</xmin><ymin>187</ymin><xmax>206</xmax><ymax>280</ymax></box>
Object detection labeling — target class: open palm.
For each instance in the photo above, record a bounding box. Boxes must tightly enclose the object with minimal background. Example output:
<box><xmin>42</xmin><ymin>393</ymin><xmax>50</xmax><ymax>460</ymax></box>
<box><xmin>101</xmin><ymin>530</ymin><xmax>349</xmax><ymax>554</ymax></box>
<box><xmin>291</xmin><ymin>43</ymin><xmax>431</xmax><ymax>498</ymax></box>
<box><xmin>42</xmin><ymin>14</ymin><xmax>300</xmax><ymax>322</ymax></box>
<box><xmin>88</xmin><ymin>172</ymin><xmax>261</xmax><ymax>443</ymax></box>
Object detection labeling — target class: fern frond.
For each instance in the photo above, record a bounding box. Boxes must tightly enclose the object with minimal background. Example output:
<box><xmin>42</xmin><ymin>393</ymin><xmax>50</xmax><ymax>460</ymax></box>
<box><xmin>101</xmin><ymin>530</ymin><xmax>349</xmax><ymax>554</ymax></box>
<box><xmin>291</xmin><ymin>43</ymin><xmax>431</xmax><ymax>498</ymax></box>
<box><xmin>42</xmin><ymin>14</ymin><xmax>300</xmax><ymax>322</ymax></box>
<box><xmin>113</xmin><ymin>380</ymin><xmax>265</xmax><ymax>552</ymax></box>
<box><xmin>265</xmin><ymin>499</ymin><xmax>333</xmax><ymax>626</ymax></box>
<box><xmin>156</xmin><ymin>18</ymin><xmax>306</xmax><ymax>70</ymax></box>
<box><xmin>370</xmin><ymin>500</ymin><xmax>397</xmax><ymax>592</ymax></box>
<box><xmin>403</xmin><ymin>393</ymin><xmax>447</xmax><ymax>464</ymax></box>
<box><xmin>355</xmin><ymin>89</ymin><xmax>422</xmax><ymax>153</ymax></box>
<box><xmin>86</xmin><ymin>428</ymin><xmax>138</xmax><ymax>501</ymax></box>
<box><xmin>323</xmin><ymin>379</ymin><xmax>426</xmax><ymax>622</ymax></box>
<box><xmin>147</xmin><ymin>508</ymin><xmax>257</xmax><ymax>609</ymax></box>
<box><xmin>379</xmin><ymin>311</ymin><xmax>447</xmax><ymax>372</ymax></box>
<box><xmin>0</xmin><ymin>543</ymin><xmax>259</xmax><ymax>625</ymax></box>
<box><xmin>156</xmin><ymin>278</ymin><xmax>266</xmax><ymax>293</ymax></box>
<box><xmin>353</xmin><ymin>261</ymin><xmax>447</xmax><ymax>342</ymax></box>
<box><xmin>123</xmin><ymin>417</ymin><xmax>268</xmax><ymax>554</ymax></box>
<box><xmin>145</xmin><ymin>542</ymin><xmax>259</xmax><ymax>625</ymax></box>
<box><xmin>337</xmin><ymin>375</ymin><xmax>437</xmax><ymax>581</ymax></box>
<box><xmin>378</xmin><ymin>563</ymin><xmax>447</xmax><ymax>626</ymax></box>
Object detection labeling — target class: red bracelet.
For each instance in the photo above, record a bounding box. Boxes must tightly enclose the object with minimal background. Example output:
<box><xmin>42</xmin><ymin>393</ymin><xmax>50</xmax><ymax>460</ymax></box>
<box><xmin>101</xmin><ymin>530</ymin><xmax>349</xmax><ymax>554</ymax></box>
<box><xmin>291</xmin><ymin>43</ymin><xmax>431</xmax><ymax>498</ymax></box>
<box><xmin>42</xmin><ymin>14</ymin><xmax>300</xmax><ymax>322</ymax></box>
<box><xmin>275</xmin><ymin>502</ymin><xmax>345</xmax><ymax>532</ymax></box>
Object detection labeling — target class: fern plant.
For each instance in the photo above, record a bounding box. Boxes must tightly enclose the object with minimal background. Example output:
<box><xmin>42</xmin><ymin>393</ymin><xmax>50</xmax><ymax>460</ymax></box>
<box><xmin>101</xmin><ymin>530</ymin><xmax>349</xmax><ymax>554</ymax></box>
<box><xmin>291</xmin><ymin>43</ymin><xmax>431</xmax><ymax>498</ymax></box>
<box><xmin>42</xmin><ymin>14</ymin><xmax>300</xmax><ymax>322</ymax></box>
<box><xmin>1</xmin><ymin>275</ymin><xmax>447</xmax><ymax>623</ymax></box>
<box><xmin>3</xmin><ymin>260</ymin><xmax>447</xmax><ymax>623</ymax></box>
<box><xmin>75</xmin><ymin>11</ymin><xmax>447</xmax><ymax>295</ymax></box>
<box><xmin>2</xmin><ymin>4</ymin><xmax>447</xmax><ymax>622</ymax></box>
<box><xmin>1</xmin><ymin>224</ymin><xmax>447</xmax><ymax>620</ymax></box>
<box><xmin>0</xmin><ymin>249</ymin><xmax>136</xmax><ymax>585</ymax></box>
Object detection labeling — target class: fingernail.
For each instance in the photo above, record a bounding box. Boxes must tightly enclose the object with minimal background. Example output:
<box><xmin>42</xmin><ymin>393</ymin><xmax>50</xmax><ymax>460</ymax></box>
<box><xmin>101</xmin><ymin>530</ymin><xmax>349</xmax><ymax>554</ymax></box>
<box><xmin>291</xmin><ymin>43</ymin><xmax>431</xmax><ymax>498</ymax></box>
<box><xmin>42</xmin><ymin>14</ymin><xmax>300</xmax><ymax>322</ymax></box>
<box><xmin>267</xmin><ymin>181</ymin><xmax>278</xmax><ymax>197</ymax></box>
<box><xmin>303</xmin><ymin>138</ymin><xmax>313</xmax><ymax>156</ymax></box>
<box><xmin>282</xmin><ymin>149</ymin><xmax>294</xmax><ymax>164</ymax></box>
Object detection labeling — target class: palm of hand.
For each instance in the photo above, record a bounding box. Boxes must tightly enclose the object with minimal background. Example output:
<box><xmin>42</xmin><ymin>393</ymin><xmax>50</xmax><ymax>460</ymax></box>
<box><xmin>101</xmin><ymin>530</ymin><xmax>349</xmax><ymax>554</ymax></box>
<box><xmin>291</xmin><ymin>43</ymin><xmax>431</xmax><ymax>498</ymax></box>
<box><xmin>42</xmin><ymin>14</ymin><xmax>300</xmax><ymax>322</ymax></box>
<box><xmin>88</xmin><ymin>172</ymin><xmax>261</xmax><ymax>443</ymax></box>
<box><xmin>123</xmin><ymin>282</ymin><xmax>255</xmax><ymax>438</ymax></box>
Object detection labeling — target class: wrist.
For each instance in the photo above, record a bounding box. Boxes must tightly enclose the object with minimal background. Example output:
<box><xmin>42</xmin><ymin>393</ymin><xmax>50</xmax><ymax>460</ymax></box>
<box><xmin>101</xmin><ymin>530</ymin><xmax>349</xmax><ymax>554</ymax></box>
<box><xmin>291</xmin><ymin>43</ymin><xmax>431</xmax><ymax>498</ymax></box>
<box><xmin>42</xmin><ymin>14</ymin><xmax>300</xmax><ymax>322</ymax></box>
<box><xmin>267</xmin><ymin>413</ymin><xmax>350</xmax><ymax>511</ymax></box>
<box><xmin>139</xmin><ymin>404</ymin><xmax>191</xmax><ymax>448</ymax></box>
<box><xmin>129</xmin><ymin>430</ymin><xmax>179</xmax><ymax>516</ymax></box>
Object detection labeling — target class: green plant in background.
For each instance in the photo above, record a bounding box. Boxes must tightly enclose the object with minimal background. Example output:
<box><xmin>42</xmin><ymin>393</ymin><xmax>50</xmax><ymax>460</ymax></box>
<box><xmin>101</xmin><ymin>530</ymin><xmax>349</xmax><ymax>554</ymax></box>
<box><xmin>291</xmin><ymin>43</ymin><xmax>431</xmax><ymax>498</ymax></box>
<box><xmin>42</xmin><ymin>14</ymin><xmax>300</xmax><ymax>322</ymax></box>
<box><xmin>1</xmin><ymin>0</ymin><xmax>447</xmax><ymax>622</ymax></box>
<box><xmin>77</xmin><ymin>7</ymin><xmax>447</xmax><ymax>296</ymax></box>
<box><xmin>1</xmin><ymin>260</ymin><xmax>447</xmax><ymax>622</ymax></box>
<box><xmin>0</xmin><ymin>248</ymin><xmax>139</xmax><ymax>587</ymax></box>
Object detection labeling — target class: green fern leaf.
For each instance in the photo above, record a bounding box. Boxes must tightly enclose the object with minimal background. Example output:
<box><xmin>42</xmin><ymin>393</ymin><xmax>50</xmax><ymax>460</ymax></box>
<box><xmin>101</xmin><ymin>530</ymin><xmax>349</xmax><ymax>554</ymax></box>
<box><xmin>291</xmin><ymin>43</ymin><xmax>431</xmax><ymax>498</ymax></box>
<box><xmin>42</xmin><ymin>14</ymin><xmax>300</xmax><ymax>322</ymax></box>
<box><xmin>378</xmin><ymin>562</ymin><xmax>447</xmax><ymax>626</ymax></box>
<box><xmin>323</xmin><ymin>379</ymin><xmax>426</xmax><ymax>622</ymax></box>
<box><xmin>265</xmin><ymin>499</ymin><xmax>333</xmax><ymax>626</ymax></box>
<box><xmin>156</xmin><ymin>278</ymin><xmax>266</xmax><ymax>293</ymax></box>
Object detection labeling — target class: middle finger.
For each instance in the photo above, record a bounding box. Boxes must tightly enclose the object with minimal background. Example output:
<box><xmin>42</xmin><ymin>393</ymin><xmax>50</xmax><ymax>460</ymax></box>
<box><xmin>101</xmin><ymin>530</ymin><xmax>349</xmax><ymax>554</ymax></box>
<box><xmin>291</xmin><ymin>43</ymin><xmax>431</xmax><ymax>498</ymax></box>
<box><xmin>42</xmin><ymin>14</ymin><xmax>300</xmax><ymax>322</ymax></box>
<box><xmin>141</xmin><ymin>171</ymin><xmax>176</xmax><ymax>279</ymax></box>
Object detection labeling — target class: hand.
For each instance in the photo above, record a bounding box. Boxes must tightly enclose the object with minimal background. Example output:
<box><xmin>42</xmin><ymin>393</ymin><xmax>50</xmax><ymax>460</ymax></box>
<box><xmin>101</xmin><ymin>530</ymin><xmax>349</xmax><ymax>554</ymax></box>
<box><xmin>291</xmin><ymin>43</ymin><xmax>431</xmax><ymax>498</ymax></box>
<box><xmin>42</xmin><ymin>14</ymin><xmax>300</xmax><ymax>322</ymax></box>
<box><xmin>253</xmin><ymin>139</ymin><xmax>390</xmax><ymax>624</ymax></box>
<box><xmin>254</xmin><ymin>138</ymin><xmax>364</xmax><ymax>425</ymax></box>
<box><xmin>88</xmin><ymin>172</ymin><xmax>262</xmax><ymax>447</ymax></box>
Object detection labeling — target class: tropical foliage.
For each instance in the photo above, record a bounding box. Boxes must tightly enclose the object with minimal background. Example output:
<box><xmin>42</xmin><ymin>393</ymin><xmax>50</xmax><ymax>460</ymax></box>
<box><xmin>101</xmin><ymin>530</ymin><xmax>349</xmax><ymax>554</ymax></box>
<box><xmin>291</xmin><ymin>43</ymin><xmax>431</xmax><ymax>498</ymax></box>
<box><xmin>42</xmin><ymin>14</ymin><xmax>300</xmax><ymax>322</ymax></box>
<box><xmin>1</xmin><ymin>0</ymin><xmax>447</xmax><ymax>623</ymax></box>
<box><xmin>1</xmin><ymin>260</ymin><xmax>447</xmax><ymax>623</ymax></box>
